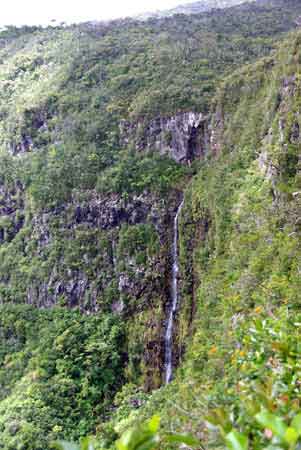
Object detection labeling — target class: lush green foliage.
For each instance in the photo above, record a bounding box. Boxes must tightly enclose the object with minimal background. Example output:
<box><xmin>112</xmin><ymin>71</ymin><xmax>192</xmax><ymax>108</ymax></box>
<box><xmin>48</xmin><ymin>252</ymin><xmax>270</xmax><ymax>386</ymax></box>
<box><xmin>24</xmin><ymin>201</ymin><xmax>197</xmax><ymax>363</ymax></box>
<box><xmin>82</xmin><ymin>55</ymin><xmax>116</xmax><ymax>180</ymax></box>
<box><xmin>51</xmin><ymin>409</ymin><xmax>301</xmax><ymax>450</ymax></box>
<box><xmin>92</xmin><ymin>29</ymin><xmax>301</xmax><ymax>450</ymax></box>
<box><xmin>1</xmin><ymin>1</ymin><xmax>301</xmax><ymax>449</ymax></box>
<box><xmin>53</xmin><ymin>415</ymin><xmax>200</xmax><ymax>450</ymax></box>
<box><xmin>97</xmin><ymin>151</ymin><xmax>188</xmax><ymax>196</ymax></box>
<box><xmin>0</xmin><ymin>305</ymin><xmax>125</xmax><ymax>449</ymax></box>
<box><xmin>0</xmin><ymin>0</ymin><xmax>299</xmax><ymax>210</ymax></box>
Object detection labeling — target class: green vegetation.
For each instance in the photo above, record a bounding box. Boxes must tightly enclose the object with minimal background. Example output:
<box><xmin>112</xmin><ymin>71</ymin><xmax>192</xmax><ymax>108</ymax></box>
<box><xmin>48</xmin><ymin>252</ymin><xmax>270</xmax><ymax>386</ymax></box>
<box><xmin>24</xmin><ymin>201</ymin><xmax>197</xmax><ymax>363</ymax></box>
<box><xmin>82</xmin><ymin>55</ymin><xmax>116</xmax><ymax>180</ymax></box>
<box><xmin>1</xmin><ymin>1</ymin><xmax>301</xmax><ymax>449</ymax></box>
<box><xmin>97</xmin><ymin>151</ymin><xmax>188</xmax><ymax>196</ymax></box>
<box><xmin>53</xmin><ymin>410</ymin><xmax>301</xmax><ymax>450</ymax></box>
<box><xmin>53</xmin><ymin>415</ymin><xmax>201</xmax><ymax>450</ymax></box>
<box><xmin>0</xmin><ymin>305</ymin><xmax>125</xmax><ymax>449</ymax></box>
<box><xmin>102</xmin><ymin>29</ymin><xmax>301</xmax><ymax>450</ymax></box>
<box><xmin>0</xmin><ymin>0</ymin><xmax>299</xmax><ymax>209</ymax></box>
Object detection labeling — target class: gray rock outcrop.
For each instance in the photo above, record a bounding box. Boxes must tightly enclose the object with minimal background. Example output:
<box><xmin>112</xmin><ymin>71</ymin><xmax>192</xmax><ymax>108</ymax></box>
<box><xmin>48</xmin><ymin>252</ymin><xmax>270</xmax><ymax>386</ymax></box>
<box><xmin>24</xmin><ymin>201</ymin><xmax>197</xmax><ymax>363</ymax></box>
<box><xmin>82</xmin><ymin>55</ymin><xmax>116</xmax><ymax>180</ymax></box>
<box><xmin>120</xmin><ymin>112</ymin><xmax>210</xmax><ymax>164</ymax></box>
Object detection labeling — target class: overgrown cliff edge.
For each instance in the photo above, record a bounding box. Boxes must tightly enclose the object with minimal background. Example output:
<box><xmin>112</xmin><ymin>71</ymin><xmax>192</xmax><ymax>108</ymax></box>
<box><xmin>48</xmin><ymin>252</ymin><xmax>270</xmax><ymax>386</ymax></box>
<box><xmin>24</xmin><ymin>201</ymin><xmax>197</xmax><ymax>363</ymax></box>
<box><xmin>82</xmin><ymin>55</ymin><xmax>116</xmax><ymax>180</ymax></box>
<box><xmin>0</xmin><ymin>1</ymin><xmax>301</xmax><ymax>448</ymax></box>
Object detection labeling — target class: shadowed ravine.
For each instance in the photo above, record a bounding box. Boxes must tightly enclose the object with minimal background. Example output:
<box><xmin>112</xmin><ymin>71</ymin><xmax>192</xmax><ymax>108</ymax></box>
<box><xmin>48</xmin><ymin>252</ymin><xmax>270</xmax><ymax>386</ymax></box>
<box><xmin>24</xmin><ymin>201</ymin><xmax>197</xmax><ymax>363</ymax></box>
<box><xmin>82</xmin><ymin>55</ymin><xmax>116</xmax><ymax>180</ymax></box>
<box><xmin>165</xmin><ymin>198</ymin><xmax>184</xmax><ymax>384</ymax></box>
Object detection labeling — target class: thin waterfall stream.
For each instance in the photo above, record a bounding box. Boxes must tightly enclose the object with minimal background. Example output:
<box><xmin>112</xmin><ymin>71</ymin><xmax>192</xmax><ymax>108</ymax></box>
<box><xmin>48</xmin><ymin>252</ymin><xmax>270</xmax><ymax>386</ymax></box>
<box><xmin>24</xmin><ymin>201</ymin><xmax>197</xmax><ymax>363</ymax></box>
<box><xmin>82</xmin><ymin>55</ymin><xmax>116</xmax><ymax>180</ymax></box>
<box><xmin>165</xmin><ymin>198</ymin><xmax>184</xmax><ymax>384</ymax></box>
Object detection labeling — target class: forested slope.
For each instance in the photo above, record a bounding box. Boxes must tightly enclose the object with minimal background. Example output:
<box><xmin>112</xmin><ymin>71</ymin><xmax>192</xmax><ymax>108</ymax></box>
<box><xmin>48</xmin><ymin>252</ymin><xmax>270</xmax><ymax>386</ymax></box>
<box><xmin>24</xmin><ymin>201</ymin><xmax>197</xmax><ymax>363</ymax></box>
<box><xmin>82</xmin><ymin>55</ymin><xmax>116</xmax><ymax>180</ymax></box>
<box><xmin>117</xmin><ymin>28</ymin><xmax>301</xmax><ymax>450</ymax></box>
<box><xmin>0</xmin><ymin>1</ymin><xmax>301</xmax><ymax>449</ymax></box>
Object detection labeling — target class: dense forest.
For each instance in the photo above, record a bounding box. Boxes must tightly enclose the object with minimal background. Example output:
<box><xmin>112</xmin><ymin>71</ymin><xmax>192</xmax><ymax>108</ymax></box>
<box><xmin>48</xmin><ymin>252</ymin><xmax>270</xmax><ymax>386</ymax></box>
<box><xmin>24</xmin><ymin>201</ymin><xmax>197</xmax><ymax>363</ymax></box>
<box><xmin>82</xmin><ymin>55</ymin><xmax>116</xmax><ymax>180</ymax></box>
<box><xmin>0</xmin><ymin>0</ymin><xmax>301</xmax><ymax>449</ymax></box>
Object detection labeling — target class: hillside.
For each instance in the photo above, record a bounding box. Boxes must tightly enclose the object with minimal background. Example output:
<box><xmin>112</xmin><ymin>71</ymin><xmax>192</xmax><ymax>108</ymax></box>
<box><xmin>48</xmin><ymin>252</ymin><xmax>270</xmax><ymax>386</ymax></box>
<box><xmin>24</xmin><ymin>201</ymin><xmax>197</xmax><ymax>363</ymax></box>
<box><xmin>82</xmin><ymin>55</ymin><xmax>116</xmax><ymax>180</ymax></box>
<box><xmin>119</xmin><ymin>28</ymin><xmax>301</xmax><ymax>449</ymax></box>
<box><xmin>0</xmin><ymin>0</ymin><xmax>301</xmax><ymax>449</ymax></box>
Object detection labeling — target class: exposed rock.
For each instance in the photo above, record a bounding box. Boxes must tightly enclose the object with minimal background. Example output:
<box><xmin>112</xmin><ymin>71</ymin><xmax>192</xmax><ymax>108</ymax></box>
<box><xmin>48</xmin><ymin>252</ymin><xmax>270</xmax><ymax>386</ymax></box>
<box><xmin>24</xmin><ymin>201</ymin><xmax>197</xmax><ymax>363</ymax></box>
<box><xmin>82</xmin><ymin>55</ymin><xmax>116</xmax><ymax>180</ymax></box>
<box><xmin>120</xmin><ymin>112</ymin><xmax>210</xmax><ymax>164</ymax></box>
<box><xmin>290</xmin><ymin>121</ymin><xmax>300</xmax><ymax>144</ymax></box>
<box><xmin>10</xmin><ymin>135</ymin><xmax>34</xmax><ymax>155</ymax></box>
<box><xmin>111</xmin><ymin>299</ymin><xmax>125</xmax><ymax>313</ymax></box>
<box><xmin>8</xmin><ymin>107</ymin><xmax>52</xmax><ymax>155</ymax></box>
<box><xmin>258</xmin><ymin>117</ymin><xmax>285</xmax><ymax>190</ymax></box>
<box><xmin>210</xmin><ymin>107</ymin><xmax>224</xmax><ymax>156</ymax></box>
<box><xmin>5</xmin><ymin>190</ymin><xmax>178</xmax><ymax>313</ymax></box>
<box><xmin>0</xmin><ymin>182</ymin><xmax>24</xmax><ymax>243</ymax></box>
<box><xmin>72</xmin><ymin>192</ymin><xmax>152</xmax><ymax>230</ymax></box>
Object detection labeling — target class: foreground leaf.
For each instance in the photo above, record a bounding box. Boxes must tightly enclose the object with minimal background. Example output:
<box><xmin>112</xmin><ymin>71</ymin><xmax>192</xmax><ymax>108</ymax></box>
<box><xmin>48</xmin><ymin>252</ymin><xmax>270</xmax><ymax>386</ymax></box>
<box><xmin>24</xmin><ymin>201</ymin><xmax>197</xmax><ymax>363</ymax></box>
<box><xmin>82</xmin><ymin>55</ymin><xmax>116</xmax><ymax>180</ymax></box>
<box><xmin>52</xmin><ymin>441</ymin><xmax>80</xmax><ymax>450</ymax></box>
<box><xmin>255</xmin><ymin>410</ymin><xmax>287</xmax><ymax>439</ymax></box>
<box><xmin>165</xmin><ymin>432</ymin><xmax>200</xmax><ymax>447</ymax></box>
<box><xmin>148</xmin><ymin>416</ymin><xmax>160</xmax><ymax>434</ymax></box>
<box><xmin>81</xmin><ymin>436</ymin><xmax>96</xmax><ymax>450</ymax></box>
<box><xmin>225</xmin><ymin>430</ymin><xmax>248</xmax><ymax>450</ymax></box>
<box><xmin>292</xmin><ymin>414</ymin><xmax>301</xmax><ymax>436</ymax></box>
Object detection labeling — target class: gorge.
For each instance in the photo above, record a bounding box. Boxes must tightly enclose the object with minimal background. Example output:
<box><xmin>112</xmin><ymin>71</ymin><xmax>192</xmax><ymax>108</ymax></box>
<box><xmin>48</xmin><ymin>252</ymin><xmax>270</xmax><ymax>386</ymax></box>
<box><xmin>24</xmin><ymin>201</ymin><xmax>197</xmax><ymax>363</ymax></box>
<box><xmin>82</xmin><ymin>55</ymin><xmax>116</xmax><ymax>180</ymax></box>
<box><xmin>0</xmin><ymin>1</ymin><xmax>301</xmax><ymax>449</ymax></box>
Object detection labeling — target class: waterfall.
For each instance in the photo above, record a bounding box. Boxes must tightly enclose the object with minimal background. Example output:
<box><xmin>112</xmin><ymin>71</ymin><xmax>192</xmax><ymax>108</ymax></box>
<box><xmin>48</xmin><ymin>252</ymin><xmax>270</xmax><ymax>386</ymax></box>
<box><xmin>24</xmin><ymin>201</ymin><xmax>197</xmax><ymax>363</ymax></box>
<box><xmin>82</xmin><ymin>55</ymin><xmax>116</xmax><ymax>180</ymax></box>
<box><xmin>165</xmin><ymin>198</ymin><xmax>184</xmax><ymax>384</ymax></box>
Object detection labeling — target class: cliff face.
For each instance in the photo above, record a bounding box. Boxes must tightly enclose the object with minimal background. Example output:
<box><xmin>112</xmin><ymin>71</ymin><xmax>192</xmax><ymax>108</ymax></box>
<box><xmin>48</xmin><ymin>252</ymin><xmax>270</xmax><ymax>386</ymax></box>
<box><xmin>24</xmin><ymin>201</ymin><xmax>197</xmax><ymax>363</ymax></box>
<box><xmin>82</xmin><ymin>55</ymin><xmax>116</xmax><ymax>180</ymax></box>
<box><xmin>144</xmin><ymin>30</ymin><xmax>301</xmax><ymax>448</ymax></box>
<box><xmin>1</xmin><ymin>3</ymin><xmax>301</xmax><ymax>449</ymax></box>
<box><xmin>19</xmin><ymin>191</ymin><xmax>175</xmax><ymax>311</ymax></box>
<box><xmin>0</xmin><ymin>190</ymin><xmax>180</xmax><ymax>394</ymax></box>
<box><xmin>120</xmin><ymin>112</ymin><xmax>210</xmax><ymax>164</ymax></box>
<box><xmin>0</xmin><ymin>182</ymin><xmax>24</xmax><ymax>243</ymax></box>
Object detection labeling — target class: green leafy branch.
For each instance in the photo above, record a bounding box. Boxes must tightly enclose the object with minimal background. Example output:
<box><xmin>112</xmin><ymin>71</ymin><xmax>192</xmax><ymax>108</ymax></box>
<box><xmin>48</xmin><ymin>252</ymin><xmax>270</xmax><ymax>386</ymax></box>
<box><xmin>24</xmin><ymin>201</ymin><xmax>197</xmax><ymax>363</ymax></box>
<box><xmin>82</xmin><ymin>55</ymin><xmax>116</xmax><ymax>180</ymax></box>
<box><xmin>52</xmin><ymin>416</ymin><xmax>201</xmax><ymax>450</ymax></box>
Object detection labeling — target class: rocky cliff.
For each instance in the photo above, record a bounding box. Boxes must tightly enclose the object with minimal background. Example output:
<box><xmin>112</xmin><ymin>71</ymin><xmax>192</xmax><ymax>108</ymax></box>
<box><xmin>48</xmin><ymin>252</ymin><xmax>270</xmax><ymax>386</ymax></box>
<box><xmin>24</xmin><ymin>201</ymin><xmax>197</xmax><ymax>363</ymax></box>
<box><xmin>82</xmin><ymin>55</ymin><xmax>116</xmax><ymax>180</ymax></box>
<box><xmin>0</xmin><ymin>184</ymin><xmax>182</xmax><ymax>388</ymax></box>
<box><xmin>120</xmin><ymin>112</ymin><xmax>210</xmax><ymax>164</ymax></box>
<box><xmin>14</xmin><ymin>191</ymin><xmax>174</xmax><ymax>311</ymax></box>
<box><xmin>0</xmin><ymin>2</ymin><xmax>301</xmax><ymax>448</ymax></box>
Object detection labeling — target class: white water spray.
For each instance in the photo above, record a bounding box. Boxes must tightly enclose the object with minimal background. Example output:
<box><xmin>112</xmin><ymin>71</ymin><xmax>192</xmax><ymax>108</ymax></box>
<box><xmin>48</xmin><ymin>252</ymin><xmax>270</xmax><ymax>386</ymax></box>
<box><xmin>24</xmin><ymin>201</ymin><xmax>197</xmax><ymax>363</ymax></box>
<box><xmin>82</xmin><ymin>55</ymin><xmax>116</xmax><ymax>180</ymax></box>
<box><xmin>165</xmin><ymin>198</ymin><xmax>184</xmax><ymax>384</ymax></box>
